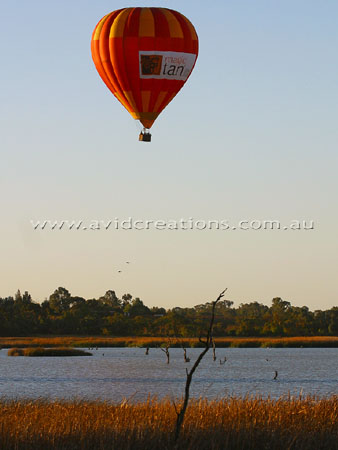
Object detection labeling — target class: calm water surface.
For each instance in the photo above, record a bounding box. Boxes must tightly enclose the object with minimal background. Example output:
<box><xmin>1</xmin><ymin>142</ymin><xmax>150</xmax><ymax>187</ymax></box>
<box><xmin>0</xmin><ymin>348</ymin><xmax>337</xmax><ymax>401</ymax></box>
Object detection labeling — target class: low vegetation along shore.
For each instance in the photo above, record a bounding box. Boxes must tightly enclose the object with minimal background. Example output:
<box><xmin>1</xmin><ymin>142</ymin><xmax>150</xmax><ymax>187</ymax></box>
<box><xmin>1</xmin><ymin>336</ymin><xmax>338</xmax><ymax>349</ymax></box>
<box><xmin>0</xmin><ymin>396</ymin><xmax>337</xmax><ymax>450</ymax></box>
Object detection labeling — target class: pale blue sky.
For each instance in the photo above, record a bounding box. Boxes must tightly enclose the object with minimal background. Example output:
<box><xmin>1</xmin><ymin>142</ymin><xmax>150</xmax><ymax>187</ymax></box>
<box><xmin>1</xmin><ymin>1</ymin><xmax>337</xmax><ymax>309</ymax></box>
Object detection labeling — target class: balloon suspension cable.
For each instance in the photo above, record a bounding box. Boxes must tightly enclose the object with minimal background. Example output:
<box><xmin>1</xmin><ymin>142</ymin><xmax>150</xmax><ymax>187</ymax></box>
<box><xmin>139</xmin><ymin>127</ymin><xmax>152</xmax><ymax>142</ymax></box>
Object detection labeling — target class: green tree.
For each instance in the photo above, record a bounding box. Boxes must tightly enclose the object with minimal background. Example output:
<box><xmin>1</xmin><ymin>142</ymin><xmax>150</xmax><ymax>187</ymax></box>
<box><xmin>49</xmin><ymin>287</ymin><xmax>72</xmax><ymax>314</ymax></box>
<box><xmin>99</xmin><ymin>290</ymin><xmax>121</xmax><ymax>309</ymax></box>
<box><xmin>124</xmin><ymin>298</ymin><xmax>150</xmax><ymax>317</ymax></box>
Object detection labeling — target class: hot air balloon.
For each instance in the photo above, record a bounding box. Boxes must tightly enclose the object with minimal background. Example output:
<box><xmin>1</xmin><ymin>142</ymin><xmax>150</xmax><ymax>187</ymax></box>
<box><xmin>91</xmin><ymin>7</ymin><xmax>199</xmax><ymax>142</ymax></box>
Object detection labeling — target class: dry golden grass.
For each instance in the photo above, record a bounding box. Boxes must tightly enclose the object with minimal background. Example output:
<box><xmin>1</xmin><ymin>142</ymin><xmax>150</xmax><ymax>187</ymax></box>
<box><xmin>0</xmin><ymin>335</ymin><xmax>338</xmax><ymax>349</ymax></box>
<box><xmin>0</xmin><ymin>396</ymin><xmax>337</xmax><ymax>449</ymax></box>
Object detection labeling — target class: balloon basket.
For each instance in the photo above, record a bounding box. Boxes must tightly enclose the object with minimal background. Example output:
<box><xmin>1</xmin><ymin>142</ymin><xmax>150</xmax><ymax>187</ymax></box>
<box><xmin>139</xmin><ymin>130</ymin><xmax>152</xmax><ymax>142</ymax></box>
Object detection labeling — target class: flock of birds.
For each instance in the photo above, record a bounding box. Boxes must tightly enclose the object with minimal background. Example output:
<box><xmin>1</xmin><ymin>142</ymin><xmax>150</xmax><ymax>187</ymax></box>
<box><xmin>117</xmin><ymin>262</ymin><xmax>131</xmax><ymax>274</ymax></box>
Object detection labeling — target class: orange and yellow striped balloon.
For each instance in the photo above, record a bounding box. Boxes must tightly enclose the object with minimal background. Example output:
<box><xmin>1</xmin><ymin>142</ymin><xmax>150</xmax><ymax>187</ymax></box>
<box><xmin>91</xmin><ymin>7</ymin><xmax>199</xmax><ymax>130</ymax></box>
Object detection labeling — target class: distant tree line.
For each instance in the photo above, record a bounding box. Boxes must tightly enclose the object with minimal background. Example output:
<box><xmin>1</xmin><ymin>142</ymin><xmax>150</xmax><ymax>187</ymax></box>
<box><xmin>0</xmin><ymin>288</ymin><xmax>337</xmax><ymax>337</ymax></box>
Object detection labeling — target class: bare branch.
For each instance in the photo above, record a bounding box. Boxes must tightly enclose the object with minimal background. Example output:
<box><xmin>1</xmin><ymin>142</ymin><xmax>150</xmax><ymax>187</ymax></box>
<box><xmin>174</xmin><ymin>289</ymin><xmax>227</xmax><ymax>442</ymax></box>
<box><xmin>172</xmin><ymin>400</ymin><xmax>179</xmax><ymax>418</ymax></box>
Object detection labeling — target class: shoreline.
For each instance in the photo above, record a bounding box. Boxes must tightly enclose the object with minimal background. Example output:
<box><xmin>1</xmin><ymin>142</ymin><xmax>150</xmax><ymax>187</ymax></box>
<box><xmin>1</xmin><ymin>336</ymin><xmax>338</xmax><ymax>349</ymax></box>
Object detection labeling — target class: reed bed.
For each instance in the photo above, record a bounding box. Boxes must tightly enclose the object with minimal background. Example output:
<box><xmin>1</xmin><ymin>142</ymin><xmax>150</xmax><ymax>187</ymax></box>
<box><xmin>1</xmin><ymin>336</ymin><xmax>338</xmax><ymax>349</ymax></box>
<box><xmin>7</xmin><ymin>347</ymin><xmax>92</xmax><ymax>357</ymax></box>
<box><xmin>0</xmin><ymin>396</ymin><xmax>337</xmax><ymax>449</ymax></box>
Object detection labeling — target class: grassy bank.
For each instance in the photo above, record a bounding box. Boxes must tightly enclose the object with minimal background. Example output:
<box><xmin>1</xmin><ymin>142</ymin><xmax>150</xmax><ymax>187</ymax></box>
<box><xmin>7</xmin><ymin>347</ymin><xmax>92</xmax><ymax>357</ymax></box>
<box><xmin>0</xmin><ymin>336</ymin><xmax>338</xmax><ymax>349</ymax></box>
<box><xmin>0</xmin><ymin>396</ymin><xmax>337</xmax><ymax>449</ymax></box>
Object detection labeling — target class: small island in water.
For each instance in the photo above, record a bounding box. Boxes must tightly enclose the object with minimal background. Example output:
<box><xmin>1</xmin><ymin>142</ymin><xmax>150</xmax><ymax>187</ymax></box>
<box><xmin>7</xmin><ymin>347</ymin><xmax>92</xmax><ymax>357</ymax></box>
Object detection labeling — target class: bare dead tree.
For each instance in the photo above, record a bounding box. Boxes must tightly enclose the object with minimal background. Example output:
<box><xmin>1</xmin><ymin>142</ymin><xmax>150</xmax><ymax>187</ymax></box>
<box><xmin>182</xmin><ymin>345</ymin><xmax>190</xmax><ymax>363</ymax></box>
<box><xmin>160</xmin><ymin>344</ymin><xmax>170</xmax><ymax>364</ymax></box>
<box><xmin>173</xmin><ymin>289</ymin><xmax>227</xmax><ymax>442</ymax></box>
<box><xmin>212</xmin><ymin>337</ymin><xmax>217</xmax><ymax>361</ymax></box>
<box><xmin>173</xmin><ymin>336</ymin><xmax>190</xmax><ymax>363</ymax></box>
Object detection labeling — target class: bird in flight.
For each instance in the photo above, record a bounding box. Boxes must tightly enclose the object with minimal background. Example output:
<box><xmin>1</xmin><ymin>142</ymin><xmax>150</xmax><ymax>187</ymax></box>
<box><xmin>118</xmin><ymin>270</ymin><xmax>122</xmax><ymax>273</ymax></box>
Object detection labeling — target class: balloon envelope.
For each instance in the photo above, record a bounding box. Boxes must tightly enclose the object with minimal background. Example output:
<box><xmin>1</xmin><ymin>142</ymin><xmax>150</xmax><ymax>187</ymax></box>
<box><xmin>91</xmin><ymin>7</ymin><xmax>199</xmax><ymax>129</ymax></box>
